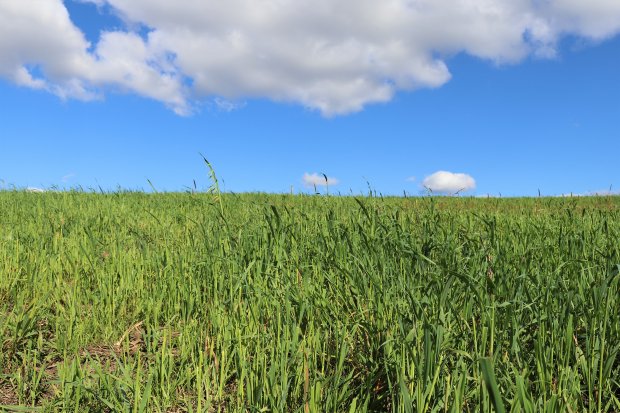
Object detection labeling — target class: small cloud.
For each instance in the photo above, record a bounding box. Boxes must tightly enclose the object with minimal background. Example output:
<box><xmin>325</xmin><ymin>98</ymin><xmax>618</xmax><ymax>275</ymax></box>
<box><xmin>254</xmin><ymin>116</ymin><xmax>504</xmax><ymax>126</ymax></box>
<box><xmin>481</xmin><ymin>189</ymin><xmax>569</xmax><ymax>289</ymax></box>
<box><xmin>422</xmin><ymin>171</ymin><xmax>476</xmax><ymax>194</ymax></box>
<box><xmin>302</xmin><ymin>172</ymin><xmax>339</xmax><ymax>188</ymax></box>
<box><xmin>26</xmin><ymin>187</ymin><xmax>46</xmax><ymax>193</ymax></box>
<box><xmin>214</xmin><ymin>98</ymin><xmax>246</xmax><ymax>112</ymax></box>
<box><xmin>406</xmin><ymin>176</ymin><xmax>416</xmax><ymax>182</ymax></box>
<box><xmin>61</xmin><ymin>173</ymin><xmax>76</xmax><ymax>183</ymax></box>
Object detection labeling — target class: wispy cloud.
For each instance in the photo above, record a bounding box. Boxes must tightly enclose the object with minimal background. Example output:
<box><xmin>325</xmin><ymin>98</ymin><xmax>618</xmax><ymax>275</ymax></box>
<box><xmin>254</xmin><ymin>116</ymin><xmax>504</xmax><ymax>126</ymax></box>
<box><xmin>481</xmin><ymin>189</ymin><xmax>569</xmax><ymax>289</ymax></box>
<box><xmin>61</xmin><ymin>173</ymin><xmax>76</xmax><ymax>183</ymax></box>
<box><xmin>213</xmin><ymin>98</ymin><xmax>246</xmax><ymax>112</ymax></box>
<box><xmin>422</xmin><ymin>171</ymin><xmax>476</xmax><ymax>194</ymax></box>
<box><xmin>302</xmin><ymin>172</ymin><xmax>339</xmax><ymax>188</ymax></box>
<box><xmin>559</xmin><ymin>189</ymin><xmax>618</xmax><ymax>197</ymax></box>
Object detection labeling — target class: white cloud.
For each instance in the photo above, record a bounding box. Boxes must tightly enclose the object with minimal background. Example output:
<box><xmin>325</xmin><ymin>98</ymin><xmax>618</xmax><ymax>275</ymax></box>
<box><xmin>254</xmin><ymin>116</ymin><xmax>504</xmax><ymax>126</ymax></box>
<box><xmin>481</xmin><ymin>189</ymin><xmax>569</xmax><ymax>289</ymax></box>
<box><xmin>585</xmin><ymin>188</ymin><xmax>618</xmax><ymax>196</ymax></box>
<box><xmin>302</xmin><ymin>172</ymin><xmax>339</xmax><ymax>187</ymax></box>
<box><xmin>560</xmin><ymin>189</ymin><xmax>619</xmax><ymax>197</ymax></box>
<box><xmin>2</xmin><ymin>1</ymin><xmax>620</xmax><ymax>115</ymax></box>
<box><xmin>14</xmin><ymin>67</ymin><xmax>47</xmax><ymax>90</ymax></box>
<box><xmin>0</xmin><ymin>1</ymin><xmax>189</xmax><ymax>114</ymax></box>
<box><xmin>26</xmin><ymin>187</ymin><xmax>46</xmax><ymax>193</ymax></box>
<box><xmin>422</xmin><ymin>171</ymin><xmax>476</xmax><ymax>194</ymax></box>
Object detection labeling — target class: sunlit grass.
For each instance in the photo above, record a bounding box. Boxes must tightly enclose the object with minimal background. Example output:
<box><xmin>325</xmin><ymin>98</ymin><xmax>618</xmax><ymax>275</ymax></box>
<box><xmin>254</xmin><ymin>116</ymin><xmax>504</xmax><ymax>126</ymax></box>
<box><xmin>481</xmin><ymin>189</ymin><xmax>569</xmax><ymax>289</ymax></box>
<box><xmin>0</xmin><ymin>190</ymin><xmax>618</xmax><ymax>412</ymax></box>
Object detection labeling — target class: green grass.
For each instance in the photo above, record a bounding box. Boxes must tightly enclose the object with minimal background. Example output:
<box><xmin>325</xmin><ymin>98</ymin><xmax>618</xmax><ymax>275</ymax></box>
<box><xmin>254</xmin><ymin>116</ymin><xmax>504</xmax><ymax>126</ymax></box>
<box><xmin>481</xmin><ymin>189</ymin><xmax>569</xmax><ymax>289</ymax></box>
<box><xmin>0</xmin><ymin>191</ymin><xmax>619</xmax><ymax>412</ymax></box>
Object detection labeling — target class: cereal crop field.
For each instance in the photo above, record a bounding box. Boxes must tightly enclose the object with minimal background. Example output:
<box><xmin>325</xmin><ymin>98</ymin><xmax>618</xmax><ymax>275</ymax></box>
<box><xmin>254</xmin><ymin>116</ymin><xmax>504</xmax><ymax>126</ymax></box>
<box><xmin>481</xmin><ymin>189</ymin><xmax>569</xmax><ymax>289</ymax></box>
<box><xmin>0</xmin><ymin>191</ymin><xmax>619</xmax><ymax>412</ymax></box>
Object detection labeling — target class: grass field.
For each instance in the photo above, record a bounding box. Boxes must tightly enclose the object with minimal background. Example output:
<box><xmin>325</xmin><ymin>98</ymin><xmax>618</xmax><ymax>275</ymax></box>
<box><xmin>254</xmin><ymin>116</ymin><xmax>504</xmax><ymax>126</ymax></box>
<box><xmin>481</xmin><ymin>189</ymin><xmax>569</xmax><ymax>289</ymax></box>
<box><xmin>0</xmin><ymin>190</ymin><xmax>619</xmax><ymax>412</ymax></box>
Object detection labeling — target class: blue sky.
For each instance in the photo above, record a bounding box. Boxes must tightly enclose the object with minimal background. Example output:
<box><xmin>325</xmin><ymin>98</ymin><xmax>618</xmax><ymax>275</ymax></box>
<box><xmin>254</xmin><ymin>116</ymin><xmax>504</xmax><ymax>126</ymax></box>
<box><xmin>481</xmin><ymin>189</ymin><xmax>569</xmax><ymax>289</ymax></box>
<box><xmin>1</xmin><ymin>1</ymin><xmax>619</xmax><ymax>196</ymax></box>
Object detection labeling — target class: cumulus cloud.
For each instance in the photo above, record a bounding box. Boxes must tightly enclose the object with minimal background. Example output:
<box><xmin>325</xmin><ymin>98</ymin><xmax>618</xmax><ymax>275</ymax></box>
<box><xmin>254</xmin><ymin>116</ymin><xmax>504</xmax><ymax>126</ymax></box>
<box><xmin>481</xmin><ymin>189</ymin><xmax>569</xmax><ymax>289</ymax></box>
<box><xmin>302</xmin><ymin>173</ymin><xmax>339</xmax><ymax>187</ymax></box>
<box><xmin>0</xmin><ymin>1</ymin><xmax>188</xmax><ymax>114</ymax></box>
<box><xmin>2</xmin><ymin>1</ymin><xmax>620</xmax><ymax>115</ymax></box>
<box><xmin>422</xmin><ymin>171</ymin><xmax>476</xmax><ymax>194</ymax></box>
